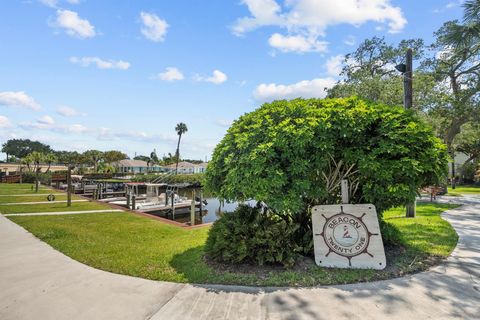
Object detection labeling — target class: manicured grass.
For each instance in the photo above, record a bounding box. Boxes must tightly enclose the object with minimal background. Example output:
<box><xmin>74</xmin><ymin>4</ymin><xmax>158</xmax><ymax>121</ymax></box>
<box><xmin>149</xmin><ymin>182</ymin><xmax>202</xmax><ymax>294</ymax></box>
<box><xmin>0</xmin><ymin>183</ymin><xmax>87</xmax><ymax>209</ymax></box>
<box><xmin>447</xmin><ymin>184</ymin><xmax>480</xmax><ymax>195</ymax></box>
<box><xmin>0</xmin><ymin>183</ymin><xmax>53</xmax><ymax>195</ymax></box>
<box><xmin>0</xmin><ymin>201</ymin><xmax>111</xmax><ymax>214</ymax></box>
<box><xmin>0</xmin><ymin>194</ymin><xmax>82</xmax><ymax>204</ymax></box>
<box><xmin>382</xmin><ymin>203</ymin><xmax>459</xmax><ymax>256</ymax></box>
<box><xmin>8</xmin><ymin>202</ymin><xmax>460</xmax><ymax>286</ymax></box>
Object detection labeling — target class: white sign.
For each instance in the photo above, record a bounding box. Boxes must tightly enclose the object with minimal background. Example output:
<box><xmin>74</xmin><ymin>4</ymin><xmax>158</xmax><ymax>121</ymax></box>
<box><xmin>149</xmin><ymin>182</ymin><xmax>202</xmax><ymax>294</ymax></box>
<box><xmin>312</xmin><ymin>204</ymin><xmax>386</xmax><ymax>270</ymax></box>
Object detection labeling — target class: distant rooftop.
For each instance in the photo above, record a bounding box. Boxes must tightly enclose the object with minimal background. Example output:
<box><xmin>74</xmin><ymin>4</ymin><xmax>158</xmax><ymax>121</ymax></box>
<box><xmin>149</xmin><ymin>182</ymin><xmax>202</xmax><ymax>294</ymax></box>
<box><xmin>165</xmin><ymin>161</ymin><xmax>208</xmax><ymax>169</ymax></box>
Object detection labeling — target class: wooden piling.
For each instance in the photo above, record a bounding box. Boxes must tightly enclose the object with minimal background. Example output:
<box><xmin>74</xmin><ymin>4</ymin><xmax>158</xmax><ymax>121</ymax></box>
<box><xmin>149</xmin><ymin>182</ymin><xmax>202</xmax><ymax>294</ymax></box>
<box><xmin>341</xmin><ymin>179</ymin><xmax>349</xmax><ymax>204</ymax></box>
<box><xmin>190</xmin><ymin>190</ymin><xmax>196</xmax><ymax>226</ymax></box>
<box><xmin>171</xmin><ymin>193</ymin><xmax>175</xmax><ymax>220</ymax></box>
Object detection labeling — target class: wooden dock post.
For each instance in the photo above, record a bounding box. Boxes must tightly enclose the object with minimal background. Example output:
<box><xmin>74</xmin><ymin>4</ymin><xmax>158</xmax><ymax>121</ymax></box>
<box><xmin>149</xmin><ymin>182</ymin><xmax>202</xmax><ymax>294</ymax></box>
<box><xmin>126</xmin><ymin>191</ymin><xmax>131</xmax><ymax>208</ymax></box>
<box><xmin>341</xmin><ymin>179</ymin><xmax>349</xmax><ymax>204</ymax></box>
<box><xmin>67</xmin><ymin>165</ymin><xmax>72</xmax><ymax>207</ymax></box>
<box><xmin>132</xmin><ymin>195</ymin><xmax>136</xmax><ymax>210</ymax></box>
<box><xmin>199</xmin><ymin>190</ymin><xmax>203</xmax><ymax>214</ymax></box>
<box><xmin>190</xmin><ymin>190</ymin><xmax>196</xmax><ymax>226</ymax></box>
<box><xmin>171</xmin><ymin>193</ymin><xmax>175</xmax><ymax>220</ymax></box>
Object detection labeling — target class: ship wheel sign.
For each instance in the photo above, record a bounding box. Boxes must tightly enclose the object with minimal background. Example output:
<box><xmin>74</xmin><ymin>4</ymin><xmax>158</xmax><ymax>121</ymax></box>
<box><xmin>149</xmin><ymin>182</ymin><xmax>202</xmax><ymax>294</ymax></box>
<box><xmin>312</xmin><ymin>204</ymin><xmax>386</xmax><ymax>270</ymax></box>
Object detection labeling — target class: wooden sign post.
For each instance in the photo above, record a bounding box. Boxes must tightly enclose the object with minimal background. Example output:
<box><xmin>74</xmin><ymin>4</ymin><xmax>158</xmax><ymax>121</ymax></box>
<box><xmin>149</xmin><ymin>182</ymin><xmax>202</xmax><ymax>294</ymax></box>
<box><xmin>312</xmin><ymin>204</ymin><xmax>386</xmax><ymax>270</ymax></box>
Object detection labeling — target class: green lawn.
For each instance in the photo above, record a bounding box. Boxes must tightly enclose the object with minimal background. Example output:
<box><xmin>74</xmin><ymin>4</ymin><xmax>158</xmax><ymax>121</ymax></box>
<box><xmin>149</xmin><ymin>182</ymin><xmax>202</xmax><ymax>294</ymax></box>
<box><xmin>0</xmin><ymin>194</ymin><xmax>83</xmax><ymax>204</ymax></box>
<box><xmin>8</xmin><ymin>202</ymin><xmax>460</xmax><ymax>286</ymax></box>
<box><xmin>447</xmin><ymin>184</ymin><xmax>480</xmax><ymax>195</ymax></box>
<box><xmin>0</xmin><ymin>183</ymin><xmax>53</xmax><ymax>195</ymax></box>
<box><xmin>0</xmin><ymin>200</ymin><xmax>112</xmax><ymax>214</ymax></box>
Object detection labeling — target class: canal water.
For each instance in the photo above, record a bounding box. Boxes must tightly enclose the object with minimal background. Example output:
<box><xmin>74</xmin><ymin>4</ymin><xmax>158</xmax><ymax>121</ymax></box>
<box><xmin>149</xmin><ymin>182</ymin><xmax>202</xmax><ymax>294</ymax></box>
<box><xmin>147</xmin><ymin>196</ymin><xmax>256</xmax><ymax>225</ymax></box>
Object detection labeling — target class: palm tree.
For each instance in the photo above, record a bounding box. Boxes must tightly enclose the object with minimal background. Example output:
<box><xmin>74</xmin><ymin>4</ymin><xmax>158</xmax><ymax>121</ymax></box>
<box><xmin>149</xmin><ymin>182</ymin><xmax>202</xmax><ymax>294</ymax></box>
<box><xmin>174</xmin><ymin>123</ymin><xmax>188</xmax><ymax>174</ymax></box>
<box><xmin>44</xmin><ymin>153</ymin><xmax>57</xmax><ymax>173</ymax></box>
<box><xmin>83</xmin><ymin>150</ymin><xmax>103</xmax><ymax>172</ymax></box>
<box><xmin>23</xmin><ymin>151</ymin><xmax>44</xmax><ymax>192</ymax></box>
<box><xmin>443</xmin><ymin>0</ymin><xmax>480</xmax><ymax>46</ymax></box>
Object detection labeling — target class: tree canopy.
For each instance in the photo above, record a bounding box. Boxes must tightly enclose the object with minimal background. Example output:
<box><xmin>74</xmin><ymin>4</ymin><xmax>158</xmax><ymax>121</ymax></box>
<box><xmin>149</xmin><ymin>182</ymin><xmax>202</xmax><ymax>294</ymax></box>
<box><xmin>1</xmin><ymin>139</ymin><xmax>52</xmax><ymax>160</ymax></box>
<box><xmin>206</xmin><ymin>97</ymin><xmax>448</xmax><ymax>215</ymax></box>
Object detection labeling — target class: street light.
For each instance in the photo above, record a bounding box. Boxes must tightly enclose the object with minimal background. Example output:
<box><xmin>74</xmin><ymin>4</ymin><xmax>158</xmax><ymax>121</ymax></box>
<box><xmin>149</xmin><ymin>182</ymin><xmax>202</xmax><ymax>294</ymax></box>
<box><xmin>396</xmin><ymin>48</ymin><xmax>416</xmax><ymax>218</ymax></box>
<box><xmin>395</xmin><ymin>63</ymin><xmax>407</xmax><ymax>73</ymax></box>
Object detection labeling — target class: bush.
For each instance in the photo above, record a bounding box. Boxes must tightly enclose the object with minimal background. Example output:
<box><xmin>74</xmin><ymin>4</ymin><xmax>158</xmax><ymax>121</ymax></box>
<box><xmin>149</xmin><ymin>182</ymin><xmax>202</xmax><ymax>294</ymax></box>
<box><xmin>206</xmin><ymin>97</ymin><xmax>447</xmax><ymax>216</ymax></box>
<box><xmin>205</xmin><ymin>97</ymin><xmax>448</xmax><ymax>259</ymax></box>
<box><xmin>205</xmin><ymin>205</ymin><xmax>302</xmax><ymax>268</ymax></box>
<box><xmin>21</xmin><ymin>171</ymin><xmax>52</xmax><ymax>184</ymax></box>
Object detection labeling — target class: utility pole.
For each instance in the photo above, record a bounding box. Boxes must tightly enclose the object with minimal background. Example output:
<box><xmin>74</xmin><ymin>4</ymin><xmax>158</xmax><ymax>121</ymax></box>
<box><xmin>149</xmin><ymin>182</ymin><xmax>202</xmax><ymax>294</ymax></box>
<box><xmin>404</xmin><ymin>48</ymin><xmax>416</xmax><ymax>218</ymax></box>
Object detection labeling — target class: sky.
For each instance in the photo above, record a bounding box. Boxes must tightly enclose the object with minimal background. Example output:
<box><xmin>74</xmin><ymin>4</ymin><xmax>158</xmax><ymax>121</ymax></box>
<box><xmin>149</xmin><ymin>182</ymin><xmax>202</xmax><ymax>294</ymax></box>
<box><xmin>0</xmin><ymin>0</ymin><xmax>464</xmax><ymax>160</ymax></box>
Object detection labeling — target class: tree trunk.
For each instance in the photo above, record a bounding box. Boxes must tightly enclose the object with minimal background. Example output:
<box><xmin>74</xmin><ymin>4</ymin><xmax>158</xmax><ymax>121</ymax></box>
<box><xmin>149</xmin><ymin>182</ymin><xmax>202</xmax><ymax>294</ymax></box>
<box><xmin>35</xmin><ymin>167</ymin><xmax>39</xmax><ymax>193</ymax></box>
<box><xmin>175</xmin><ymin>134</ymin><xmax>182</xmax><ymax>175</ymax></box>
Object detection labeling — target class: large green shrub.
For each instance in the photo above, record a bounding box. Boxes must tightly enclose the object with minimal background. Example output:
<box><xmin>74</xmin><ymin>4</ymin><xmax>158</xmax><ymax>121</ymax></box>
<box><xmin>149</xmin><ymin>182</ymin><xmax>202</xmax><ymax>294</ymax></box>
<box><xmin>205</xmin><ymin>205</ymin><xmax>302</xmax><ymax>268</ymax></box>
<box><xmin>206</xmin><ymin>97</ymin><xmax>448</xmax><ymax>215</ymax></box>
<box><xmin>205</xmin><ymin>97</ymin><xmax>448</xmax><ymax>262</ymax></box>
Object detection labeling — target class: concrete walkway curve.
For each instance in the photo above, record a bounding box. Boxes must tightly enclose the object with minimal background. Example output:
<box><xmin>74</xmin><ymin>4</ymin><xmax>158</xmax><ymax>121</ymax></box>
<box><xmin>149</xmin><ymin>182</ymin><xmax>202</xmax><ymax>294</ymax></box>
<box><xmin>0</xmin><ymin>197</ymin><xmax>479</xmax><ymax>320</ymax></box>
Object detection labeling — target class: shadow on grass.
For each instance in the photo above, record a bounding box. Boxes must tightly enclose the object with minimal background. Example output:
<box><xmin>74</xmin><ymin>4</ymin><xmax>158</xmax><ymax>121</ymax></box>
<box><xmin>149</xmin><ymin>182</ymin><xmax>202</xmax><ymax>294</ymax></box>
<box><xmin>170</xmin><ymin>245</ymin><xmax>214</xmax><ymax>283</ymax></box>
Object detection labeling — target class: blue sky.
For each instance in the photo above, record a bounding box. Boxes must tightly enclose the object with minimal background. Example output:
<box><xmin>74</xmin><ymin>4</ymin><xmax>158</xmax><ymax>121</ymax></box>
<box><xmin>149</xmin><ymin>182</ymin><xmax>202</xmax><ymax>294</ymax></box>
<box><xmin>0</xmin><ymin>0</ymin><xmax>463</xmax><ymax>160</ymax></box>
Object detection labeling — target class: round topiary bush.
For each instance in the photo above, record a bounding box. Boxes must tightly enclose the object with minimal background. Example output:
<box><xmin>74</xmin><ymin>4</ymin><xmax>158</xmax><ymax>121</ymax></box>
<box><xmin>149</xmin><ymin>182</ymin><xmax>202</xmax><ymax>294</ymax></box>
<box><xmin>205</xmin><ymin>97</ymin><xmax>448</xmax><ymax>264</ymax></box>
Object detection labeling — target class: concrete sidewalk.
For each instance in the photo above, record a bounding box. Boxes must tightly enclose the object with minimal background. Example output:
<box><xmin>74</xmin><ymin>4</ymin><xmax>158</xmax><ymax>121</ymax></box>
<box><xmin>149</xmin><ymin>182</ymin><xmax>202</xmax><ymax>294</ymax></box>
<box><xmin>0</xmin><ymin>199</ymin><xmax>479</xmax><ymax>320</ymax></box>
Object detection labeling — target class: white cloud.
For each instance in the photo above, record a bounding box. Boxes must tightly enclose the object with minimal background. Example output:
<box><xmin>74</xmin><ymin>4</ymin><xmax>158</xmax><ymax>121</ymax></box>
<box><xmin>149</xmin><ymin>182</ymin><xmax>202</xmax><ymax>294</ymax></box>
<box><xmin>207</xmin><ymin>70</ymin><xmax>228</xmax><ymax>84</ymax></box>
<box><xmin>0</xmin><ymin>115</ymin><xmax>11</xmax><ymax>128</ymax></box>
<box><xmin>66</xmin><ymin>124</ymin><xmax>88</xmax><ymax>133</ymax></box>
<box><xmin>268</xmin><ymin>33</ymin><xmax>328</xmax><ymax>53</ymax></box>
<box><xmin>215</xmin><ymin>119</ymin><xmax>233</xmax><ymax>127</ymax></box>
<box><xmin>53</xmin><ymin>9</ymin><xmax>96</xmax><ymax>39</ymax></box>
<box><xmin>232</xmin><ymin>0</ymin><xmax>283</xmax><ymax>35</ymax></box>
<box><xmin>56</xmin><ymin>106</ymin><xmax>84</xmax><ymax>117</ymax></box>
<box><xmin>140</xmin><ymin>12</ymin><xmax>168</xmax><ymax>42</ymax></box>
<box><xmin>111</xmin><ymin>131</ymin><xmax>177</xmax><ymax>144</ymax></box>
<box><xmin>69</xmin><ymin>56</ymin><xmax>130</xmax><ymax>70</ymax></box>
<box><xmin>194</xmin><ymin>70</ymin><xmax>228</xmax><ymax>84</ymax></box>
<box><xmin>326</xmin><ymin>55</ymin><xmax>344</xmax><ymax>77</ymax></box>
<box><xmin>233</xmin><ymin>0</ymin><xmax>406</xmax><ymax>53</ymax></box>
<box><xmin>436</xmin><ymin>46</ymin><xmax>454</xmax><ymax>61</ymax></box>
<box><xmin>21</xmin><ymin>118</ymin><xmax>88</xmax><ymax>134</ymax></box>
<box><xmin>344</xmin><ymin>35</ymin><xmax>356</xmax><ymax>46</ymax></box>
<box><xmin>253</xmin><ymin>77</ymin><xmax>336</xmax><ymax>102</ymax></box>
<box><xmin>38</xmin><ymin>115</ymin><xmax>55</xmax><ymax>125</ymax></box>
<box><xmin>0</xmin><ymin>91</ymin><xmax>41</xmax><ymax>111</ymax></box>
<box><xmin>40</xmin><ymin>0</ymin><xmax>80</xmax><ymax>7</ymax></box>
<box><xmin>40</xmin><ymin>0</ymin><xmax>58</xmax><ymax>7</ymax></box>
<box><xmin>155</xmin><ymin>67</ymin><xmax>184</xmax><ymax>81</ymax></box>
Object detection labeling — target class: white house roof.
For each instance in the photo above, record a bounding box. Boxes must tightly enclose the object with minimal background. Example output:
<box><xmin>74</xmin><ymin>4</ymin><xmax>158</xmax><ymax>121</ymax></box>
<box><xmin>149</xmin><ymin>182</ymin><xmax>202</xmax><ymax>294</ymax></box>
<box><xmin>113</xmin><ymin>159</ymin><xmax>149</xmax><ymax>167</ymax></box>
<box><xmin>165</xmin><ymin>161</ymin><xmax>208</xmax><ymax>169</ymax></box>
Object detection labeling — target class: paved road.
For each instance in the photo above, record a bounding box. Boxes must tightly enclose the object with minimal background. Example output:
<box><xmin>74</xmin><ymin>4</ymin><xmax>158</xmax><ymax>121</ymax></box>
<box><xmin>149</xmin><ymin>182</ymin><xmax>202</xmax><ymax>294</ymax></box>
<box><xmin>0</xmin><ymin>197</ymin><xmax>479</xmax><ymax>319</ymax></box>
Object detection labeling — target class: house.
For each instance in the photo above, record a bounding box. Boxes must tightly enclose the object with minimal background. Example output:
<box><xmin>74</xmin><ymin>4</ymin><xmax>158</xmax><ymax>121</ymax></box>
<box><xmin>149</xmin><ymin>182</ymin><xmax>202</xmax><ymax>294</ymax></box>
<box><xmin>111</xmin><ymin>159</ymin><xmax>163</xmax><ymax>174</ymax></box>
<box><xmin>165</xmin><ymin>161</ymin><xmax>208</xmax><ymax>174</ymax></box>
